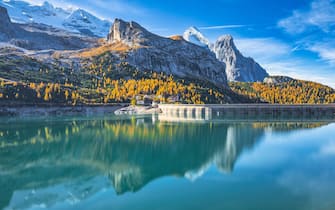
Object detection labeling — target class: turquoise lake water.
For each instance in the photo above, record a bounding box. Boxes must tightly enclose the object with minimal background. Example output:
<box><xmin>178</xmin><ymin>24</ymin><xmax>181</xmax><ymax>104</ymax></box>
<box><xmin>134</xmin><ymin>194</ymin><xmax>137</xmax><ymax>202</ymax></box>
<box><xmin>1</xmin><ymin>114</ymin><xmax>335</xmax><ymax>210</ymax></box>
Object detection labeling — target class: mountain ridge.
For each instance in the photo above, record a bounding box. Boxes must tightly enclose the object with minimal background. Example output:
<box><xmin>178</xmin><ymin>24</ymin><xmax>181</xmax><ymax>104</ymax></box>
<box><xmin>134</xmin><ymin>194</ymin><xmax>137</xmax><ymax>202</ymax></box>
<box><xmin>0</xmin><ymin>0</ymin><xmax>111</xmax><ymax>37</ymax></box>
<box><xmin>0</xmin><ymin>5</ymin><xmax>97</xmax><ymax>50</ymax></box>
<box><xmin>106</xmin><ymin>19</ymin><xmax>229</xmax><ymax>87</ymax></box>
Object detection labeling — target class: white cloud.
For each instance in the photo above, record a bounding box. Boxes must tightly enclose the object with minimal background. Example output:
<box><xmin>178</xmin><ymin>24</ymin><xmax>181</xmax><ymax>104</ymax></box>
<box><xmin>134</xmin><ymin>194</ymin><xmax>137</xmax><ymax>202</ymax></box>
<box><xmin>199</xmin><ymin>25</ymin><xmax>246</xmax><ymax>30</ymax></box>
<box><xmin>278</xmin><ymin>0</ymin><xmax>335</xmax><ymax>66</ymax></box>
<box><xmin>231</xmin><ymin>37</ymin><xmax>335</xmax><ymax>88</ymax></box>
<box><xmin>309</xmin><ymin>43</ymin><xmax>335</xmax><ymax>64</ymax></box>
<box><xmin>278</xmin><ymin>0</ymin><xmax>335</xmax><ymax>34</ymax></box>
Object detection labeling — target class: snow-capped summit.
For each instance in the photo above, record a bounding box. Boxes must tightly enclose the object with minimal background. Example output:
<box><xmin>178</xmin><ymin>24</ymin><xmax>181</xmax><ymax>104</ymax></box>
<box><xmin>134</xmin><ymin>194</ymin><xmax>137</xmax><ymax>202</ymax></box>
<box><xmin>63</xmin><ymin>9</ymin><xmax>111</xmax><ymax>37</ymax></box>
<box><xmin>0</xmin><ymin>0</ymin><xmax>111</xmax><ymax>37</ymax></box>
<box><xmin>183</xmin><ymin>26</ymin><xmax>211</xmax><ymax>47</ymax></box>
<box><xmin>0</xmin><ymin>5</ymin><xmax>97</xmax><ymax>50</ymax></box>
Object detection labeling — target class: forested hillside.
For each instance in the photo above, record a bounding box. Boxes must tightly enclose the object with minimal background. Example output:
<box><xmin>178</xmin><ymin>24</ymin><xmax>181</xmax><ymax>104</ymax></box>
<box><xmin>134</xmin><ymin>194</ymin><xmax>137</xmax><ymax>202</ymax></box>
<box><xmin>0</xmin><ymin>52</ymin><xmax>250</xmax><ymax>105</ymax></box>
<box><xmin>230</xmin><ymin>79</ymin><xmax>335</xmax><ymax>104</ymax></box>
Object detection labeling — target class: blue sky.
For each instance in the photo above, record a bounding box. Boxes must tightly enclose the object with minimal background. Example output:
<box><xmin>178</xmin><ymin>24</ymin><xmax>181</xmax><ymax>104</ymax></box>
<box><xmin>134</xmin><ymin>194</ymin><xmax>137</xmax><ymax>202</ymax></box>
<box><xmin>26</xmin><ymin>0</ymin><xmax>335</xmax><ymax>87</ymax></box>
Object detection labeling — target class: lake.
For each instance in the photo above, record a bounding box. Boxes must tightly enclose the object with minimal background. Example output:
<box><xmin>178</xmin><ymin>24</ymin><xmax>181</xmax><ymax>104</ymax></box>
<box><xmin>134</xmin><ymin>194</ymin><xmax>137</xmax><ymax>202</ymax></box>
<box><xmin>1</xmin><ymin>113</ymin><xmax>335</xmax><ymax>210</ymax></box>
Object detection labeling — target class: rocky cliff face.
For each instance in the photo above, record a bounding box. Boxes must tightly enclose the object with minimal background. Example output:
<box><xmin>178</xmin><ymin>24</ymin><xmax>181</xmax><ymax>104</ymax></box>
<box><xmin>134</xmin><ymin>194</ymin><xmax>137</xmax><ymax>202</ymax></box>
<box><xmin>213</xmin><ymin>35</ymin><xmax>269</xmax><ymax>82</ymax></box>
<box><xmin>183</xmin><ymin>27</ymin><xmax>269</xmax><ymax>82</ymax></box>
<box><xmin>0</xmin><ymin>6</ymin><xmax>18</xmax><ymax>41</ymax></box>
<box><xmin>107</xmin><ymin>19</ymin><xmax>152</xmax><ymax>46</ymax></box>
<box><xmin>107</xmin><ymin>19</ymin><xmax>228</xmax><ymax>87</ymax></box>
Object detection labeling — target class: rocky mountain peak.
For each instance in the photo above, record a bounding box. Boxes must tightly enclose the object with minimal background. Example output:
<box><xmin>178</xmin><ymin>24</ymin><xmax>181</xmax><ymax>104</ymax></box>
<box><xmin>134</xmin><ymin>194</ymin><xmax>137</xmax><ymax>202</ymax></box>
<box><xmin>107</xmin><ymin>18</ymin><xmax>151</xmax><ymax>46</ymax></box>
<box><xmin>216</xmin><ymin>35</ymin><xmax>235</xmax><ymax>49</ymax></box>
<box><xmin>0</xmin><ymin>6</ymin><xmax>16</xmax><ymax>40</ymax></box>
<box><xmin>0</xmin><ymin>6</ymin><xmax>11</xmax><ymax>26</ymax></box>
<box><xmin>216</xmin><ymin>37</ymin><xmax>268</xmax><ymax>82</ymax></box>
<box><xmin>183</xmin><ymin>26</ymin><xmax>269</xmax><ymax>82</ymax></box>
<box><xmin>41</xmin><ymin>1</ymin><xmax>54</xmax><ymax>11</ymax></box>
<box><xmin>214</xmin><ymin>35</ymin><xmax>241</xmax><ymax>60</ymax></box>
<box><xmin>214</xmin><ymin>35</ymin><xmax>268</xmax><ymax>82</ymax></box>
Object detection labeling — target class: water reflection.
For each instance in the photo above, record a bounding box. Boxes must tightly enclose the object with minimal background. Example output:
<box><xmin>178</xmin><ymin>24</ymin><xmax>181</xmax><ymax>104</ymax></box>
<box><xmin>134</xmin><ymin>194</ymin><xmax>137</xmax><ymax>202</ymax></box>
<box><xmin>0</xmin><ymin>115</ymin><xmax>332</xmax><ymax>209</ymax></box>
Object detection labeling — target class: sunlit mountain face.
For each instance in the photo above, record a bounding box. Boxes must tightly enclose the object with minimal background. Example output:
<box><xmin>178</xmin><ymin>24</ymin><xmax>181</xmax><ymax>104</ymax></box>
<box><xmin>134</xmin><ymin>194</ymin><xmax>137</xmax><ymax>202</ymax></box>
<box><xmin>0</xmin><ymin>115</ymin><xmax>332</xmax><ymax>209</ymax></box>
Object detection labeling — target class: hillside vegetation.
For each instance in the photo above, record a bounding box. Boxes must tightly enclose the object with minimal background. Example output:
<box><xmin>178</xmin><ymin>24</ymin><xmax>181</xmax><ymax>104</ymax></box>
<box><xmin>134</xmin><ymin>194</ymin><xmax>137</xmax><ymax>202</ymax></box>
<box><xmin>230</xmin><ymin>79</ymin><xmax>335</xmax><ymax>104</ymax></box>
<box><xmin>0</xmin><ymin>51</ymin><xmax>250</xmax><ymax>105</ymax></box>
<box><xmin>1</xmin><ymin>49</ymin><xmax>334</xmax><ymax>105</ymax></box>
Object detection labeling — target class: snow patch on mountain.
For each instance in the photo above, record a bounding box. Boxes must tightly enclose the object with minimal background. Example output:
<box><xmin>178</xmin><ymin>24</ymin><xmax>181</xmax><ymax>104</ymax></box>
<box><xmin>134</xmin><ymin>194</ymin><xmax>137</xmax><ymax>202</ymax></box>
<box><xmin>63</xmin><ymin>9</ymin><xmax>111</xmax><ymax>37</ymax></box>
<box><xmin>183</xmin><ymin>26</ymin><xmax>211</xmax><ymax>47</ymax></box>
<box><xmin>0</xmin><ymin>0</ymin><xmax>111</xmax><ymax>37</ymax></box>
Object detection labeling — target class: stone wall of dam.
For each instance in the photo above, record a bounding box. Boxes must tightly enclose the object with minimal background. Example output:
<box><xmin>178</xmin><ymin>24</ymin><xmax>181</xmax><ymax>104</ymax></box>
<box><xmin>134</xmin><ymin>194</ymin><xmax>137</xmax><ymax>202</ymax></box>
<box><xmin>158</xmin><ymin>104</ymin><xmax>335</xmax><ymax>122</ymax></box>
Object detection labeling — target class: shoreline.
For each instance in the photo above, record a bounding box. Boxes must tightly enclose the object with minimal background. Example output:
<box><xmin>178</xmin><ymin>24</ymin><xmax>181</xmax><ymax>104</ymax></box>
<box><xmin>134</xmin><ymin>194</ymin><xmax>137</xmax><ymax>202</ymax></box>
<box><xmin>0</xmin><ymin>103</ymin><xmax>334</xmax><ymax>117</ymax></box>
<box><xmin>0</xmin><ymin>105</ymin><xmax>123</xmax><ymax>117</ymax></box>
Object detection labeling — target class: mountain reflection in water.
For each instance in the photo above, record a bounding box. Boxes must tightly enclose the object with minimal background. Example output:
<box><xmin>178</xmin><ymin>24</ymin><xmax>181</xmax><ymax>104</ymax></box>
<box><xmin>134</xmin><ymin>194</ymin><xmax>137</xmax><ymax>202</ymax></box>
<box><xmin>0</xmin><ymin>114</ymin><xmax>331</xmax><ymax>209</ymax></box>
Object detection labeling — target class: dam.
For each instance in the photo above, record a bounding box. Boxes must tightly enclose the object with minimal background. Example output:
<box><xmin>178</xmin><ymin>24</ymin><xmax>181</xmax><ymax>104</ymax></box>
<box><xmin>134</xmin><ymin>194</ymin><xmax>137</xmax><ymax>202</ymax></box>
<box><xmin>158</xmin><ymin>104</ymin><xmax>335</xmax><ymax>122</ymax></box>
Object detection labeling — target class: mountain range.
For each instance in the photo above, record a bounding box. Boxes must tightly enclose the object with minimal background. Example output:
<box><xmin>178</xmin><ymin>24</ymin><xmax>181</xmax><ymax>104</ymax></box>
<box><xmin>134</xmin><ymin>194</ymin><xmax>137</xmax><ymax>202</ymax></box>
<box><xmin>107</xmin><ymin>19</ymin><xmax>228</xmax><ymax>86</ymax></box>
<box><xmin>0</xmin><ymin>0</ymin><xmax>269</xmax><ymax>83</ymax></box>
<box><xmin>0</xmin><ymin>5</ymin><xmax>97</xmax><ymax>50</ymax></box>
<box><xmin>0</xmin><ymin>0</ymin><xmax>111</xmax><ymax>37</ymax></box>
<box><xmin>0</xmin><ymin>1</ymin><xmax>334</xmax><ymax>105</ymax></box>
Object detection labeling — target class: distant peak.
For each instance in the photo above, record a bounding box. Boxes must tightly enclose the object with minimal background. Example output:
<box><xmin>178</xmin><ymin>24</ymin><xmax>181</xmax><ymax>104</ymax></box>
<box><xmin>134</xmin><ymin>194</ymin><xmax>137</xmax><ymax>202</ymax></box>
<box><xmin>183</xmin><ymin>26</ymin><xmax>210</xmax><ymax>47</ymax></box>
<box><xmin>73</xmin><ymin>8</ymin><xmax>90</xmax><ymax>15</ymax></box>
<box><xmin>216</xmin><ymin>35</ymin><xmax>236</xmax><ymax>49</ymax></box>
<box><xmin>42</xmin><ymin>1</ymin><xmax>54</xmax><ymax>9</ymax></box>
<box><xmin>0</xmin><ymin>5</ymin><xmax>11</xmax><ymax>25</ymax></box>
<box><xmin>183</xmin><ymin>26</ymin><xmax>202</xmax><ymax>36</ymax></box>
<box><xmin>217</xmin><ymin>34</ymin><xmax>234</xmax><ymax>42</ymax></box>
<box><xmin>188</xmin><ymin>26</ymin><xmax>201</xmax><ymax>32</ymax></box>
<box><xmin>0</xmin><ymin>5</ymin><xmax>17</xmax><ymax>39</ymax></box>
